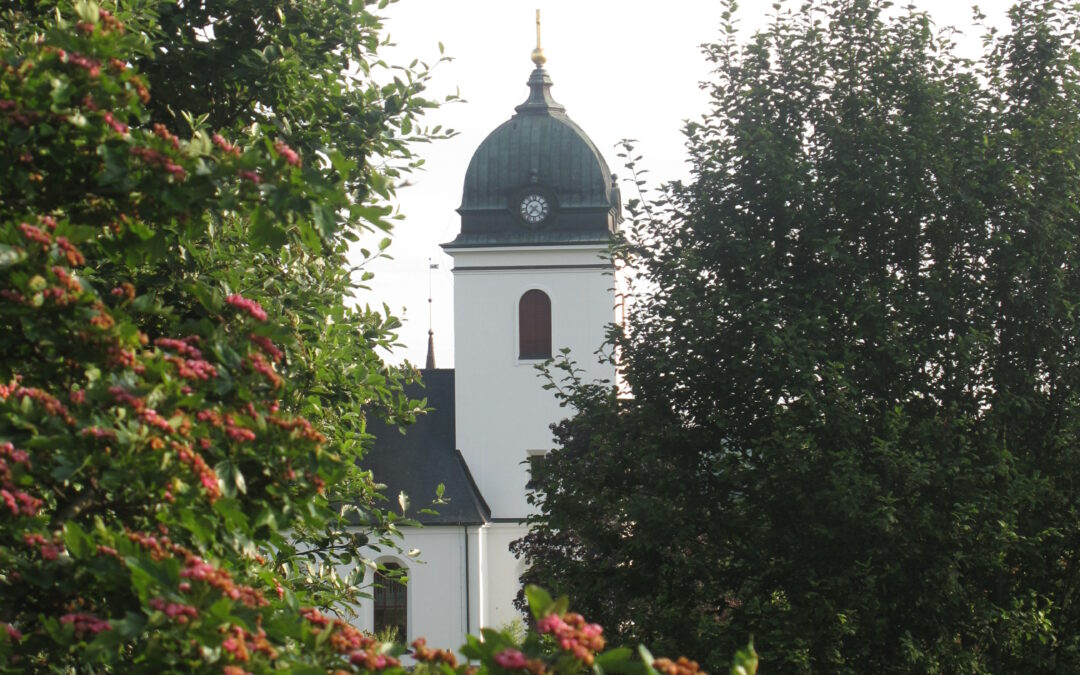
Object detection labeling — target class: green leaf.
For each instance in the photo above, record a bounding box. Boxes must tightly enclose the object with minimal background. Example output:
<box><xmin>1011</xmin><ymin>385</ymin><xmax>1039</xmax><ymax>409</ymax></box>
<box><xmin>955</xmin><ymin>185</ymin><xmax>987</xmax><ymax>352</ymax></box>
<box><xmin>108</xmin><ymin>611</ymin><xmax>147</xmax><ymax>640</ymax></box>
<box><xmin>638</xmin><ymin>646</ymin><xmax>659</xmax><ymax>675</ymax></box>
<box><xmin>212</xmin><ymin>496</ymin><xmax>250</xmax><ymax>534</ymax></box>
<box><xmin>250</xmin><ymin>207</ymin><xmax>288</xmax><ymax>248</ymax></box>
<box><xmin>594</xmin><ymin>647</ymin><xmax>634</xmax><ymax>673</ymax></box>
<box><xmin>311</xmin><ymin>202</ymin><xmax>338</xmax><ymax>239</ymax></box>
<box><xmin>729</xmin><ymin>640</ymin><xmax>758</xmax><ymax>675</ymax></box>
<box><xmin>524</xmin><ymin>585</ymin><xmax>554</xmax><ymax>619</ymax></box>
<box><xmin>233</xmin><ymin>464</ymin><xmax>247</xmax><ymax>495</ymax></box>
<box><xmin>0</xmin><ymin>244</ymin><xmax>27</xmax><ymax>269</ymax></box>
<box><xmin>62</xmin><ymin>521</ymin><xmax>93</xmax><ymax>559</ymax></box>
<box><xmin>207</xmin><ymin>597</ymin><xmax>234</xmax><ymax>623</ymax></box>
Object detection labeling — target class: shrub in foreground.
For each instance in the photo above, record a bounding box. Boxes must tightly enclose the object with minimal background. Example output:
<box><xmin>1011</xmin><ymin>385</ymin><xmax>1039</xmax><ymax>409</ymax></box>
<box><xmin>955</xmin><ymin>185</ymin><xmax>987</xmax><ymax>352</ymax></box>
<box><xmin>0</xmin><ymin>3</ymin><xmax>427</xmax><ymax>670</ymax></box>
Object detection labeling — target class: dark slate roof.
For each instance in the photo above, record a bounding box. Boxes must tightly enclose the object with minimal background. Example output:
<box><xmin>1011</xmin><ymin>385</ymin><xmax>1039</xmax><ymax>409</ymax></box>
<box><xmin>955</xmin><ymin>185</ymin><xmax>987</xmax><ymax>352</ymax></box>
<box><xmin>447</xmin><ymin>62</ymin><xmax>621</xmax><ymax>249</ymax></box>
<box><xmin>460</xmin><ymin>112</ymin><xmax>614</xmax><ymax>211</ymax></box>
<box><xmin>360</xmin><ymin>369</ymin><xmax>489</xmax><ymax>526</ymax></box>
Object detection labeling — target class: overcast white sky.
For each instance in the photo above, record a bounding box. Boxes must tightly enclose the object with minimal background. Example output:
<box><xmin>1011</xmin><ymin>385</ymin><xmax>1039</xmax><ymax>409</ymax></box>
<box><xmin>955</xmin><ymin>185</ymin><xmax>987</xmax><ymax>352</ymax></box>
<box><xmin>358</xmin><ymin>0</ymin><xmax>1016</xmax><ymax>367</ymax></box>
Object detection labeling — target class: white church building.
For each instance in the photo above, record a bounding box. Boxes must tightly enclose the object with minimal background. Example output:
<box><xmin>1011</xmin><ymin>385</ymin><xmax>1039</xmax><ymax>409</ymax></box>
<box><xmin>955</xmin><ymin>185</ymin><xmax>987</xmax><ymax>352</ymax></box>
<box><xmin>355</xmin><ymin>40</ymin><xmax>620</xmax><ymax>650</ymax></box>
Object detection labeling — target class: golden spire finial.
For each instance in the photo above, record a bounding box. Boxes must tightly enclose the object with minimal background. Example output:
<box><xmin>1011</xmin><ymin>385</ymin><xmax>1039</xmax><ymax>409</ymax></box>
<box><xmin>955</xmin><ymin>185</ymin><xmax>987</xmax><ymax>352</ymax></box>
<box><xmin>531</xmin><ymin>9</ymin><xmax>546</xmax><ymax>66</ymax></box>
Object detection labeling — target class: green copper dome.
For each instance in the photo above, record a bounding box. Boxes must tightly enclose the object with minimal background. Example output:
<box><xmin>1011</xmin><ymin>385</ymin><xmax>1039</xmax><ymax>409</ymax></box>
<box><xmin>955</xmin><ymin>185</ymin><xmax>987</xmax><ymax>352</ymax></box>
<box><xmin>447</xmin><ymin>62</ymin><xmax>621</xmax><ymax>249</ymax></box>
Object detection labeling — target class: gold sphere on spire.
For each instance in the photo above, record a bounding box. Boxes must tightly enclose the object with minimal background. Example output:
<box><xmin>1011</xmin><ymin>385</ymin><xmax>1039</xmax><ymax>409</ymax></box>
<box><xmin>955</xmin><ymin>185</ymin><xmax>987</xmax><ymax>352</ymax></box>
<box><xmin>531</xmin><ymin>8</ymin><xmax>546</xmax><ymax>66</ymax></box>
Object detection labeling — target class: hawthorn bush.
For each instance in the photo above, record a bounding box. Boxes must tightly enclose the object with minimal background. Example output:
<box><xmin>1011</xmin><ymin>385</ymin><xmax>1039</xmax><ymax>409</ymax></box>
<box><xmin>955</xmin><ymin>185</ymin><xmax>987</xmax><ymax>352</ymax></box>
<box><xmin>3</xmin><ymin>0</ymin><xmax>459</xmax><ymax>611</ymax></box>
<box><xmin>0</xmin><ymin>3</ymin><xmax>437</xmax><ymax>670</ymax></box>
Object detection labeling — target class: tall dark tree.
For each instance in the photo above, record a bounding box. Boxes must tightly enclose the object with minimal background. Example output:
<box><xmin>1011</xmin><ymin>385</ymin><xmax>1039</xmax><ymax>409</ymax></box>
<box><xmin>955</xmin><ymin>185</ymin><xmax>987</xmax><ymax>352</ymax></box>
<box><xmin>515</xmin><ymin>1</ymin><xmax>1080</xmax><ymax>671</ymax></box>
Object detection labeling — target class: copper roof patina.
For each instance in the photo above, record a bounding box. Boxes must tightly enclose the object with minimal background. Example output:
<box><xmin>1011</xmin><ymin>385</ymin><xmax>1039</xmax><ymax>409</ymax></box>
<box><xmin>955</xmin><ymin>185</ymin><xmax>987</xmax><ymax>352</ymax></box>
<box><xmin>447</xmin><ymin>52</ymin><xmax>621</xmax><ymax>249</ymax></box>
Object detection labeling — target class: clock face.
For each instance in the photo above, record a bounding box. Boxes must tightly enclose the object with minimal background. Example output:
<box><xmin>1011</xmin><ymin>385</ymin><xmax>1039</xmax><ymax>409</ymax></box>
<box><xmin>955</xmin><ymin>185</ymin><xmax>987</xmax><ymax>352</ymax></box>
<box><xmin>519</xmin><ymin>193</ymin><xmax>550</xmax><ymax>225</ymax></box>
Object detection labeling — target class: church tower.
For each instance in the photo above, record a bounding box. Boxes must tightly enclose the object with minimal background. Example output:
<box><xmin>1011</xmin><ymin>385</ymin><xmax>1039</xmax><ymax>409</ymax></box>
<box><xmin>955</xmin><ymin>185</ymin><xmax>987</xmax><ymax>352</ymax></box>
<box><xmin>441</xmin><ymin>17</ymin><xmax>621</xmax><ymax>628</ymax></box>
<box><xmin>358</xmin><ymin>19</ymin><xmax>621</xmax><ymax>649</ymax></box>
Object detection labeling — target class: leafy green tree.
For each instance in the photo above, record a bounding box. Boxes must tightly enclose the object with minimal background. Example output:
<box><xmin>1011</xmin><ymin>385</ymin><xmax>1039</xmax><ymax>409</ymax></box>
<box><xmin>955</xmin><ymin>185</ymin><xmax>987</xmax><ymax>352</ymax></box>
<box><xmin>1</xmin><ymin>0</ymin><xmax>439</xmax><ymax>199</ymax></box>
<box><xmin>0</xmin><ymin>0</ymin><xmax>454</xmax><ymax>668</ymax></box>
<box><xmin>515</xmin><ymin>0</ymin><xmax>1080</xmax><ymax>671</ymax></box>
<box><xmin>2</xmin><ymin>0</ymin><xmax>454</xmax><ymax>610</ymax></box>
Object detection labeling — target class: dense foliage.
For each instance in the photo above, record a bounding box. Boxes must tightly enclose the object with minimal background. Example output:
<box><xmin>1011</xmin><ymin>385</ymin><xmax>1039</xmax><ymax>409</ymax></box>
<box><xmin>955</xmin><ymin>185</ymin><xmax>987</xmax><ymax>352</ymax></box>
<box><xmin>1</xmin><ymin>0</ymin><xmax>435</xmax><ymax>202</ymax></box>
<box><xmin>516</xmin><ymin>0</ymin><xmax>1080</xmax><ymax>672</ymax></box>
<box><xmin>0</xmin><ymin>0</ymin><xmax>451</xmax><ymax>669</ymax></box>
<box><xmin>4</xmin><ymin>0</ymin><xmax>456</xmax><ymax>612</ymax></box>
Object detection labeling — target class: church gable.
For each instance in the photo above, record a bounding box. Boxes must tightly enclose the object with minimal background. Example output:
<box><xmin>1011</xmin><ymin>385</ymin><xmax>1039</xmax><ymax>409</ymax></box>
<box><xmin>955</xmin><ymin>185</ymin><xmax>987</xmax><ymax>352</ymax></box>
<box><xmin>361</xmin><ymin>369</ymin><xmax>489</xmax><ymax>526</ymax></box>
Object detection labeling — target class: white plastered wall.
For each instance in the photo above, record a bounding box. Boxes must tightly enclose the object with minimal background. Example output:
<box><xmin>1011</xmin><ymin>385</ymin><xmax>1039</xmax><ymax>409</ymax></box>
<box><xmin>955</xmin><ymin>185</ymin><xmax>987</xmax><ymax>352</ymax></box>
<box><xmin>349</xmin><ymin>523</ymin><xmax>524</xmax><ymax>649</ymax></box>
<box><xmin>351</xmin><ymin>526</ymin><xmax>476</xmax><ymax>651</ymax></box>
<box><xmin>448</xmin><ymin>244</ymin><xmax>616</xmax><ymax>519</ymax></box>
<box><xmin>351</xmin><ymin>243</ymin><xmax>617</xmax><ymax>649</ymax></box>
<box><xmin>482</xmin><ymin>522</ymin><xmax>531</xmax><ymax>630</ymax></box>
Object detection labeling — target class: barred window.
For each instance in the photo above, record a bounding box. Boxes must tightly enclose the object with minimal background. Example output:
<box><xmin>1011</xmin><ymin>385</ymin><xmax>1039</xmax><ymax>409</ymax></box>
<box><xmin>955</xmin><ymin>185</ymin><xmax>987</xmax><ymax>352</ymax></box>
<box><xmin>373</xmin><ymin>562</ymin><xmax>407</xmax><ymax>641</ymax></box>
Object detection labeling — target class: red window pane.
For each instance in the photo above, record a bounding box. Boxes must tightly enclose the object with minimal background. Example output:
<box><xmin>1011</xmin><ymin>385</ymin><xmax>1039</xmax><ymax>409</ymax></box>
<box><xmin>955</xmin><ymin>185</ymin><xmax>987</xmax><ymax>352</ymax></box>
<box><xmin>519</xmin><ymin>290</ymin><xmax>551</xmax><ymax>359</ymax></box>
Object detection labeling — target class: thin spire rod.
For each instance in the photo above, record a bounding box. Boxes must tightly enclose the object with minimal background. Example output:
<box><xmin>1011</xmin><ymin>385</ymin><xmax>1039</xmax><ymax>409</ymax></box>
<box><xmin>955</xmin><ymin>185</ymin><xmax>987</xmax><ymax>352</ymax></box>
<box><xmin>427</xmin><ymin>257</ymin><xmax>433</xmax><ymax>334</ymax></box>
<box><xmin>531</xmin><ymin>9</ymin><xmax>546</xmax><ymax>66</ymax></box>
<box><xmin>426</xmin><ymin>258</ymin><xmax>437</xmax><ymax>370</ymax></box>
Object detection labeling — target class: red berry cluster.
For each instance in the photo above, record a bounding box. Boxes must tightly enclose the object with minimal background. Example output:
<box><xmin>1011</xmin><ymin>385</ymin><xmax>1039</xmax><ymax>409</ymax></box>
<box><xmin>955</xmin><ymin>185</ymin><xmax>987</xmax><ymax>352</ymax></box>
<box><xmin>249</xmin><ymin>333</ymin><xmax>284</xmax><ymax>362</ymax></box>
<box><xmin>221</xmin><ymin>624</ymin><xmax>279</xmax><ymax>663</ymax></box>
<box><xmin>154</xmin><ymin>336</ymin><xmax>203</xmax><ymax>359</ymax></box>
<box><xmin>147</xmin><ymin>597</ymin><xmax>198</xmax><ymax>623</ymax></box>
<box><xmin>63</xmin><ymin>51</ymin><xmax>102</xmax><ymax>78</ymax></box>
<box><xmin>223</xmin><ymin>414</ymin><xmax>257</xmax><ymax>443</ymax></box>
<box><xmin>535</xmin><ymin>612</ymin><xmax>605</xmax><ymax>666</ymax></box>
<box><xmin>18</xmin><ymin>221</ymin><xmax>51</xmax><ymax>249</ymax></box>
<box><xmin>109</xmin><ymin>282</ymin><xmax>136</xmax><ymax>302</ymax></box>
<box><xmin>22</xmin><ymin>533</ymin><xmax>60</xmax><ymax>560</ymax></box>
<box><xmin>102</xmin><ymin>111</ymin><xmax>127</xmax><ymax>134</ymax></box>
<box><xmin>108</xmin><ymin>386</ymin><xmax>178</xmax><ymax>435</ymax></box>
<box><xmin>300</xmin><ymin>608</ymin><xmax>400</xmax><ymax>669</ymax></box>
<box><xmin>60</xmin><ymin>613</ymin><xmax>111</xmax><ymax>637</ymax></box>
<box><xmin>0</xmin><ymin>442</ymin><xmax>39</xmax><ymax>517</ymax></box>
<box><xmin>7</xmin><ymin>386</ymin><xmax>75</xmax><ymax>425</ymax></box>
<box><xmin>274</xmin><ymin>140</ymin><xmax>301</xmax><ymax>167</ymax></box>
<box><xmin>170</xmin><ymin>441</ymin><xmax>221</xmax><ymax>501</ymax></box>
<box><xmin>493</xmin><ymin>648</ymin><xmax>547</xmax><ymax>674</ymax></box>
<box><xmin>180</xmin><ymin>556</ymin><xmax>266</xmax><ymax>608</ymax></box>
<box><xmin>248</xmin><ymin>351</ymin><xmax>282</xmax><ymax>389</ymax></box>
<box><xmin>267</xmin><ymin>414</ymin><xmax>325</xmax><ymax>443</ymax></box>
<box><xmin>411</xmin><ymin>637</ymin><xmax>459</xmax><ymax>668</ymax></box>
<box><xmin>652</xmin><ymin>657</ymin><xmax>706</xmax><ymax>675</ymax></box>
<box><xmin>152</xmin><ymin>123</ymin><xmax>180</xmax><ymax>150</ymax></box>
<box><xmin>162</xmin><ymin>354</ymin><xmax>217</xmax><ymax>380</ymax></box>
<box><xmin>125</xmin><ymin>530</ymin><xmax>268</xmax><ymax>608</ymax></box>
<box><xmin>226</xmin><ymin>294</ymin><xmax>268</xmax><ymax>322</ymax></box>
<box><xmin>212</xmin><ymin>134</ymin><xmax>242</xmax><ymax>157</ymax></box>
<box><xmin>129</xmin><ymin>145</ymin><xmax>186</xmax><ymax>180</ymax></box>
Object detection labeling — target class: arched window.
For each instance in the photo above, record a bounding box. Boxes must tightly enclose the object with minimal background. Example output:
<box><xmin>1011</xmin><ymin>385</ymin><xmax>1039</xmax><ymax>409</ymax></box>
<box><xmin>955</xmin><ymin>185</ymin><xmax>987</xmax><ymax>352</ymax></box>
<box><xmin>519</xmin><ymin>290</ymin><xmax>552</xmax><ymax>359</ymax></box>
<box><xmin>373</xmin><ymin>562</ymin><xmax>407</xmax><ymax>641</ymax></box>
